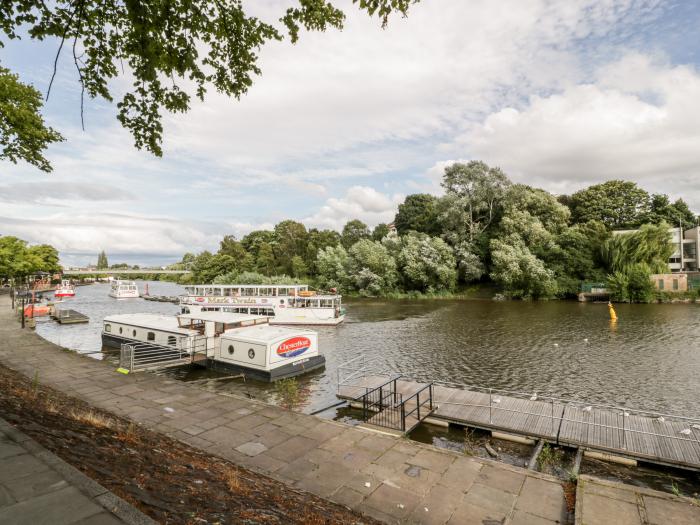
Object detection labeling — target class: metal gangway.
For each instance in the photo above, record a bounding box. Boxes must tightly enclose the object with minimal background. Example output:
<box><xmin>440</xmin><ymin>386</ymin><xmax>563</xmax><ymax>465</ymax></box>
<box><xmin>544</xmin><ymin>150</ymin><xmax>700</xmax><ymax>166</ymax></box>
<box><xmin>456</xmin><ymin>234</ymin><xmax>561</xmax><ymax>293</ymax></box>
<box><xmin>119</xmin><ymin>335</ymin><xmax>207</xmax><ymax>373</ymax></box>
<box><xmin>336</xmin><ymin>356</ymin><xmax>700</xmax><ymax>471</ymax></box>
<box><xmin>338</xmin><ymin>356</ymin><xmax>434</xmax><ymax>434</ymax></box>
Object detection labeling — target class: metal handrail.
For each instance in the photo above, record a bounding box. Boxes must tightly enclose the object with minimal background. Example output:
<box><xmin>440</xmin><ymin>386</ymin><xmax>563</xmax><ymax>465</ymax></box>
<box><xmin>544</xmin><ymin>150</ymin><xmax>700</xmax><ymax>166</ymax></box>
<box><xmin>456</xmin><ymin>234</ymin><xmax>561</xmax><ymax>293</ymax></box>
<box><xmin>438</xmin><ymin>399</ymin><xmax>700</xmax><ymax>449</ymax></box>
<box><xmin>403</xmin><ymin>383</ymin><xmax>434</xmax><ymax>422</ymax></box>
<box><xmin>431</xmin><ymin>379</ymin><xmax>700</xmax><ymax>424</ymax></box>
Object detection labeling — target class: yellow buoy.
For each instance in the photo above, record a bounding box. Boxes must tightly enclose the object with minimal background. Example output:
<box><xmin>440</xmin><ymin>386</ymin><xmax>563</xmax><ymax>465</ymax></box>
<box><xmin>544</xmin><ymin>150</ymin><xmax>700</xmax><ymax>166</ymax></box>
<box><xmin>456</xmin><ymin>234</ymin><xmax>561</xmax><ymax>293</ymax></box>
<box><xmin>608</xmin><ymin>301</ymin><xmax>617</xmax><ymax>321</ymax></box>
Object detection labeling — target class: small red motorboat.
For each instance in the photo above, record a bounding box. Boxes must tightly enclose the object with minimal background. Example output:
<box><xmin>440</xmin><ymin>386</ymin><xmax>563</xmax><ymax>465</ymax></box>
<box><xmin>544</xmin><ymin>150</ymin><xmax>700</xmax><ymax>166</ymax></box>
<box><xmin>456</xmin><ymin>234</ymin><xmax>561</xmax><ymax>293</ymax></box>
<box><xmin>55</xmin><ymin>279</ymin><xmax>76</xmax><ymax>298</ymax></box>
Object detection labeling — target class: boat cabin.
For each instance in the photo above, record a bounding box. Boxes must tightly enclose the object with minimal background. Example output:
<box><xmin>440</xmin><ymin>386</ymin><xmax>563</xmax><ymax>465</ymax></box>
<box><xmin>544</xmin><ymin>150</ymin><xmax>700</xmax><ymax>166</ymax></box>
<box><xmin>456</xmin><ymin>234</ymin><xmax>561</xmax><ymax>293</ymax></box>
<box><xmin>101</xmin><ymin>311</ymin><xmax>324</xmax><ymax>381</ymax></box>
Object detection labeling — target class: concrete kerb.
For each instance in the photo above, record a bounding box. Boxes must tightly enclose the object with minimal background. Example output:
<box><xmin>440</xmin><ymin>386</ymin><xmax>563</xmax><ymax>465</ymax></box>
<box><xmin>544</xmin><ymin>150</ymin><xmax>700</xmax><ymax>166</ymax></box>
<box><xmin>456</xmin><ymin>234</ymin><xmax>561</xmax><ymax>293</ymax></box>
<box><xmin>0</xmin><ymin>417</ymin><xmax>157</xmax><ymax>525</ymax></box>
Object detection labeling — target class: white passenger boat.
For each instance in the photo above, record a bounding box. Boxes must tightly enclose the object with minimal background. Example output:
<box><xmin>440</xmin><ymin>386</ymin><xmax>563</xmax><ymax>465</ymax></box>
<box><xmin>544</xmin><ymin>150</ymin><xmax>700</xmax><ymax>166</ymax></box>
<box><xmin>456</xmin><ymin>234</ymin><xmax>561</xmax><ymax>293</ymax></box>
<box><xmin>179</xmin><ymin>284</ymin><xmax>345</xmax><ymax>325</ymax></box>
<box><xmin>101</xmin><ymin>311</ymin><xmax>324</xmax><ymax>381</ymax></box>
<box><xmin>109</xmin><ymin>280</ymin><xmax>140</xmax><ymax>299</ymax></box>
<box><xmin>54</xmin><ymin>279</ymin><xmax>75</xmax><ymax>298</ymax></box>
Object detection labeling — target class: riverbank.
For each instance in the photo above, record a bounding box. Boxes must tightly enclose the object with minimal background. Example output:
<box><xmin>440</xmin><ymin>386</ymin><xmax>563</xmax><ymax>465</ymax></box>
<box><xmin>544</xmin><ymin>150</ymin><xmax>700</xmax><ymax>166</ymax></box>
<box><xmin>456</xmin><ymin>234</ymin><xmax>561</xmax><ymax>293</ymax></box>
<box><xmin>0</xmin><ymin>294</ymin><xmax>571</xmax><ymax>524</ymax></box>
<box><xmin>0</xmin><ymin>363</ymin><xmax>375</xmax><ymax>524</ymax></box>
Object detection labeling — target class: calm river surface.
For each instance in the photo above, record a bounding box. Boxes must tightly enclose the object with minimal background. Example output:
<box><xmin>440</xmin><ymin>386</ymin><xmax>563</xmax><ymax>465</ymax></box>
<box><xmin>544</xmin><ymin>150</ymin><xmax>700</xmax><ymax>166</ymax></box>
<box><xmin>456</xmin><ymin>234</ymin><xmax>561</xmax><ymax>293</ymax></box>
<box><xmin>35</xmin><ymin>281</ymin><xmax>700</xmax><ymax>418</ymax></box>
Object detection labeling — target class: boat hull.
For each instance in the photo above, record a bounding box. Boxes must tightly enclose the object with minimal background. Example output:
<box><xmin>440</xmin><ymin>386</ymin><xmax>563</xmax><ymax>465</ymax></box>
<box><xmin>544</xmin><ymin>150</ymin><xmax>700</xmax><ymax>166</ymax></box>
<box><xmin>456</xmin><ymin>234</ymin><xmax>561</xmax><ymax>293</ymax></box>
<box><xmin>101</xmin><ymin>333</ymin><xmax>325</xmax><ymax>382</ymax></box>
<box><xmin>206</xmin><ymin>354</ymin><xmax>326</xmax><ymax>382</ymax></box>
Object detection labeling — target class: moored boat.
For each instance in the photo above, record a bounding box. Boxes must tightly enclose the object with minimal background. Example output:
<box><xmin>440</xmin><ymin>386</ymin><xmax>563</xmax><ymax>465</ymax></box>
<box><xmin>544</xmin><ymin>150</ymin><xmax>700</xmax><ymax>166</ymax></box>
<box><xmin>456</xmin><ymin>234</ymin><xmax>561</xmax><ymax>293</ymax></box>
<box><xmin>179</xmin><ymin>284</ymin><xmax>345</xmax><ymax>325</ymax></box>
<box><xmin>54</xmin><ymin>279</ymin><xmax>76</xmax><ymax>298</ymax></box>
<box><xmin>109</xmin><ymin>280</ymin><xmax>140</xmax><ymax>299</ymax></box>
<box><xmin>101</xmin><ymin>311</ymin><xmax>325</xmax><ymax>381</ymax></box>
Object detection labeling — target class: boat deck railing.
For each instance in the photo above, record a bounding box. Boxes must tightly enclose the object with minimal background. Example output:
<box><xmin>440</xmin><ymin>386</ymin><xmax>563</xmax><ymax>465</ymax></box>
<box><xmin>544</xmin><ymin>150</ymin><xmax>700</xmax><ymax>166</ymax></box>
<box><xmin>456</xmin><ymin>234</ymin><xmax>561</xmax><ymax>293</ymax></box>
<box><xmin>119</xmin><ymin>335</ymin><xmax>208</xmax><ymax>373</ymax></box>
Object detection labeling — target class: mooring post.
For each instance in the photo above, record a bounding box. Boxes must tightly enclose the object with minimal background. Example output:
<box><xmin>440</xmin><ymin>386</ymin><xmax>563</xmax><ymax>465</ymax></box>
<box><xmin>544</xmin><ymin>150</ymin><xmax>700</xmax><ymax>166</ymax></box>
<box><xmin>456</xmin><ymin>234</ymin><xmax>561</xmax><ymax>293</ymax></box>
<box><xmin>489</xmin><ymin>388</ymin><xmax>492</xmax><ymax>424</ymax></box>
<box><xmin>20</xmin><ymin>293</ymin><xmax>25</xmax><ymax>328</ymax></box>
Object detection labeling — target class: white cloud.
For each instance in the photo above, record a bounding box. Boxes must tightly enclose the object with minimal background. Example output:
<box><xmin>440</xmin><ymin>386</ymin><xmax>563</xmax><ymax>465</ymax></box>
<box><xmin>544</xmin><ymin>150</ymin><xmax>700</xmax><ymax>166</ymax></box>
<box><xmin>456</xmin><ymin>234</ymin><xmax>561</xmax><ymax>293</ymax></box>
<box><xmin>454</xmin><ymin>54</ymin><xmax>700</xmax><ymax>205</ymax></box>
<box><xmin>0</xmin><ymin>182</ymin><xmax>136</xmax><ymax>205</ymax></box>
<box><xmin>303</xmin><ymin>186</ymin><xmax>404</xmax><ymax>230</ymax></box>
<box><xmin>0</xmin><ymin>212</ymin><xmax>222</xmax><ymax>259</ymax></box>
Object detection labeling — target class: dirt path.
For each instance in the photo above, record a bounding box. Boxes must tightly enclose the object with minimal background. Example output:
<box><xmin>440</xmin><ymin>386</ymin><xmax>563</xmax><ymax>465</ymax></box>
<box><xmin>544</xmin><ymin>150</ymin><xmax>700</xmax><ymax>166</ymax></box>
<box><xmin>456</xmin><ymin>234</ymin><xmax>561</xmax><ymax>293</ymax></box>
<box><xmin>0</xmin><ymin>363</ymin><xmax>377</xmax><ymax>525</ymax></box>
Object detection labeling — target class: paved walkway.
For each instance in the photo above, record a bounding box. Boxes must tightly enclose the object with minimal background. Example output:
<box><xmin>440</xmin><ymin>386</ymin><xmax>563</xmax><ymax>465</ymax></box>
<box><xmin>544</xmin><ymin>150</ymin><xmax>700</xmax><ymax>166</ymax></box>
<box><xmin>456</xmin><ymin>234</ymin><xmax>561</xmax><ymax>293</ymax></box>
<box><xmin>575</xmin><ymin>475</ymin><xmax>699</xmax><ymax>525</ymax></box>
<box><xmin>0</xmin><ymin>417</ymin><xmax>155</xmax><ymax>525</ymax></box>
<box><xmin>4</xmin><ymin>294</ymin><xmax>680</xmax><ymax>525</ymax></box>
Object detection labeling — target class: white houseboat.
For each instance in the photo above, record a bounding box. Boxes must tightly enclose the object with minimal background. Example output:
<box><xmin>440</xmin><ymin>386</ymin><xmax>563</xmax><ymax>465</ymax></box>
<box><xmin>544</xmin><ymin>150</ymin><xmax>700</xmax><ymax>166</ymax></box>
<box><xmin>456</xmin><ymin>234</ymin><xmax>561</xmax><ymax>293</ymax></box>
<box><xmin>109</xmin><ymin>280</ymin><xmax>140</xmax><ymax>299</ymax></box>
<box><xmin>179</xmin><ymin>284</ymin><xmax>345</xmax><ymax>325</ymax></box>
<box><xmin>54</xmin><ymin>279</ymin><xmax>76</xmax><ymax>298</ymax></box>
<box><xmin>101</xmin><ymin>311</ymin><xmax>324</xmax><ymax>381</ymax></box>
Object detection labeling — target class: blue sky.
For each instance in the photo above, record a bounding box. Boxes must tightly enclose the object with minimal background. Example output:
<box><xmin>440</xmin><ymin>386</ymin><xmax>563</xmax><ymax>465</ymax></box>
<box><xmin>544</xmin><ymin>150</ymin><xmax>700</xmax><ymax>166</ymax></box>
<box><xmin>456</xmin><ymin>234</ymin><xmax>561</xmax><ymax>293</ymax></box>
<box><xmin>1</xmin><ymin>1</ymin><xmax>700</xmax><ymax>266</ymax></box>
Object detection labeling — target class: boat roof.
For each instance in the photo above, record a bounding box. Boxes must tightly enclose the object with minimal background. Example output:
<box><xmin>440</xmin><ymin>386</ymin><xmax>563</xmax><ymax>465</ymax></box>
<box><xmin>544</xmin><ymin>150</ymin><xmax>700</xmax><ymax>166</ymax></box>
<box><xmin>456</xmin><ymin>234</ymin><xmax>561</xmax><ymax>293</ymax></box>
<box><xmin>103</xmin><ymin>313</ymin><xmax>196</xmax><ymax>334</ymax></box>
<box><xmin>177</xmin><ymin>312</ymin><xmax>268</xmax><ymax>324</ymax></box>
<box><xmin>222</xmin><ymin>324</ymin><xmax>315</xmax><ymax>344</ymax></box>
<box><xmin>185</xmin><ymin>284</ymin><xmax>309</xmax><ymax>289</ymax></box>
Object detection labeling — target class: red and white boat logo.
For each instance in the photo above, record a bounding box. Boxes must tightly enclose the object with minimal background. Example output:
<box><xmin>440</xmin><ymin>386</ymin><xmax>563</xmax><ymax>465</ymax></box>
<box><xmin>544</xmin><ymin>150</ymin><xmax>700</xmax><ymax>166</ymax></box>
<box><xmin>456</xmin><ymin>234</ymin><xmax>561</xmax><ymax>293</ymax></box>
<box><xmin>276</xmin><ymin>337</ymin><xmax>311</xmax><ymax>358</ymax></box>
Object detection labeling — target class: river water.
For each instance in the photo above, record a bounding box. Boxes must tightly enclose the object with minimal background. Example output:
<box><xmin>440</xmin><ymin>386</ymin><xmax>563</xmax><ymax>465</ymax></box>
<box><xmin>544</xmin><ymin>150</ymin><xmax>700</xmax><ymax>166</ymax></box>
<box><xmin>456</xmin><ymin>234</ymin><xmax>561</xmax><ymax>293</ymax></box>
<box><xmin>35</xmin><ymin>281</ymin><xmax>700</xmax><ymax>418</ymax></box>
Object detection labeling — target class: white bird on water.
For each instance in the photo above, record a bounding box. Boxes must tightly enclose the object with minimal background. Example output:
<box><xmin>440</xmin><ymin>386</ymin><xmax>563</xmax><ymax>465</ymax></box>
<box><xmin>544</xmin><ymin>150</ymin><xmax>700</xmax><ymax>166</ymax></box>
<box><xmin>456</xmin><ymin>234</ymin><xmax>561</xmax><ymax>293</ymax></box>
<box><xmin>584</xmin><ymin>338</ymin><xmax>589</xmax><ymax>343</ymax></box>
<box><xmin>583</xmin><ymin>406</ymin><xmax>592</xmax><ymax>412</ymax></box>
<box><xmin>530</xmin><ymin>393</ymin><xmax>538</xmax><ymax>401</ymax></box>
<box><xmin>493</xmin><ymin>398</ymin><xmax>501</xmax><ymax>404</ymax></box>
<box><xmin>657</xmin><ymin>416</ymin><xmax>665</xmax><ymax>423</ymax></box>
<box><xmin>692</xmin><ymin>424</ymin><xmax>700</xmax><ymax>430</ymax></box>
<box><xmin>679</xmin><ymin>428</ymin><xmax>691</xmax><ymax>435</ymax></box>
<box><xmin>553</xmin><ymin>343</ymin><xmax>559</xmax><ymax>347</ymax></box>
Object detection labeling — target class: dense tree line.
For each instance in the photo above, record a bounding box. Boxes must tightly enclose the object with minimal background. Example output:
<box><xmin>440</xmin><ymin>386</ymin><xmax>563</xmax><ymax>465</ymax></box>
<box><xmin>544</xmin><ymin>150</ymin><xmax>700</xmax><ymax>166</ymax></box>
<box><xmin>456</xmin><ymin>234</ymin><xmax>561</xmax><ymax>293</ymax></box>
<box><xmin>0</xmin><ymin>236</ymin><xmax>61</xmax><ymax>283</ymax></box>
<box><xmin>175</xmin><ymin>161</ymin><xmax>697</xmax><ymax>300</ymax></box>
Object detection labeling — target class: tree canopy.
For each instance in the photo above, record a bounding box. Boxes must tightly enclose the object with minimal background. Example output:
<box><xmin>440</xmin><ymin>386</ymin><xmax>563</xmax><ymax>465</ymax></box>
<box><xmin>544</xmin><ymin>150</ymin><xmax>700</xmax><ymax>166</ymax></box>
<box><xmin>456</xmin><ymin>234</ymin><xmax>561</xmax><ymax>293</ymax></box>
<box><xmin>0</xmin><ymin>65</ymin><xmax>63</xmax><ymax>171</ymax></box>
<box><xmin>0</xmin><ymin>236</ymin><xmax>61</xmax><ymax>281</ymax></box>
<box><xmin>568</xmin><ymin>180</ymin><xmax>651</xmax><ymax>229</ymax></box>
<box><xmin>1</xmin><ymin>1</ymin><xmax>415</xmax><ymax>170</ymax></box>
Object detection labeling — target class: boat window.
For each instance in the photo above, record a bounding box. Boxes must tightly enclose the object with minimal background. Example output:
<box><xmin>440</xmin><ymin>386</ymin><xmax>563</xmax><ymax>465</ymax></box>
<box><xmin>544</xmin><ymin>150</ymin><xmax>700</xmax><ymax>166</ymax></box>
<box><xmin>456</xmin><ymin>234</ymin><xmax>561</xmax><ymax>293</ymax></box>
<box><xmin>147</xmin><ymin>332</ymin><xmax>155</xmax><ymax>341</ymax></box>
<box><xmin>248</xmin><ymin>348</ymin><xmax>255</xmax><ymax>359</ymax></box>
<box><xmin>228</xmin><ymin>345</ymin><xmax>234</xmax><ymax>355</ymax></box>
<box><xmin>279</xmin><ymin>299</ymin><xmax>284</xmax><ymax>305</ymax></box>
<box><xmin>105</xmin><ymin>324</ymin><xmax>111</xmax><ymax>332</ymax></box>
<box><xmin>132</xmin><ymin>330</ymin><xmax>137</xmax><ymax>337</ymax></box>
<box><xmin>119</xmin><ymin>327</ymin><xmax>123</xmax><ymax>334</ymax></box>
<box><xmin>168</xmin><ymin>336</ymin><xmax>177</xmax><ymax>346</ymax></box>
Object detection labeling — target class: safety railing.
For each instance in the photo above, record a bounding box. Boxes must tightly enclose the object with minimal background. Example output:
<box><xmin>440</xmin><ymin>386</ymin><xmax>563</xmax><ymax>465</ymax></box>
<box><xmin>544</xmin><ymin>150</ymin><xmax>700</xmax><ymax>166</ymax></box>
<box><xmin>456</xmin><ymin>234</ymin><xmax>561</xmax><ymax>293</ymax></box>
<box><xmin>337</xmin><ymin>355</ymin><xmax>393</xmax><ymax>388</ymax></box>
<box><xmin>119</xmin><ymin>335</ymin><xmax>207</xmax><ymax>372</ymax></box>
<box><xmin>403</xmin><ymin>383</ymin><xmax>434</xmax><ymax>427</ymax></box>
<box><xmin>433</xmin><ymin>382</ymin><xmax>700</xmax><ymax>454</ymax></box>
<box><xmin>361</xmin><ymin>380</ymin><xmax>404</xmax><ymax>431</ymax></box>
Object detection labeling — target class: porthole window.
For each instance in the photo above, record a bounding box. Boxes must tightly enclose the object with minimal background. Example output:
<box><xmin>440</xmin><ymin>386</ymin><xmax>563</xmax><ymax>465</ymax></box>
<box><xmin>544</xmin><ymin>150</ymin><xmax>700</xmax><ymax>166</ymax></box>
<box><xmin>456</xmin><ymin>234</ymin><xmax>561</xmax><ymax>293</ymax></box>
<box><xmin>105</xmin><ymin>324</ymin><xmax>111</xmax><ymax>333</ymax></box>
<box><xmin>147</xmin><ymin>332</ymin><xmax>155</xmax><ymax>341</ymax></box>
<box><xmin>119</xmin><ymin>327</ymin><xmax>123</xmax><ymax>334</ymax></box>
<box><xmin>132</xmin><ymin>330</ymin><xmax>137</xmax><ymax>337</ymax></box>
<box><xmin>228</xmin><ymin>345</ymin><xmax>234</xmax><ymax>355</ymax></box>
<box><xmin>167</xmin><ymin>336</ymin><xmax>177</xmax><ymax>346</ymax></box>
<box><xmin>248</xmin><ymin>348</ymin><xmax>255</xmax><ymax>359</ymax></box>
<box><xmin>279</xmin><ymin>299</ymin><xmax>284</xmax><ymax>305</ymax></box>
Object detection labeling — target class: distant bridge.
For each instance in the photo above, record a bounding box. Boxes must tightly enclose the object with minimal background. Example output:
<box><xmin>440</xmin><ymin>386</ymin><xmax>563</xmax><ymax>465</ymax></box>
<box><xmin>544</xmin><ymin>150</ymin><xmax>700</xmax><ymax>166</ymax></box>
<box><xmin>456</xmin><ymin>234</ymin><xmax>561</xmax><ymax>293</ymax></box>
<box><xmin>62</xmin><ymin>269</ymin><xmax>191</xmax><ymax>275</ymax></box>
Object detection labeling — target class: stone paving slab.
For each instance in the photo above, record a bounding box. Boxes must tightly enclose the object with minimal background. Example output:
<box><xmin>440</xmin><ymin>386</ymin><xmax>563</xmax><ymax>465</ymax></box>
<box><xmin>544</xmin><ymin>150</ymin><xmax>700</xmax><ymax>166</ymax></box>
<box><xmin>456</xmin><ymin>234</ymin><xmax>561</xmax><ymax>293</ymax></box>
<box><xmin>575</xmin><ymin>475</ymin><xmax>700</xmax><ymax>525</ymax></box>
<box><xmin>0</xmin><ymin>418</ymin><xmax>156</xmax><ymax>525</ymax></box>
<box><xmin>0</xmin><ymin>296</ymin><xmax>571</xmax><ymax>524</ymax></box>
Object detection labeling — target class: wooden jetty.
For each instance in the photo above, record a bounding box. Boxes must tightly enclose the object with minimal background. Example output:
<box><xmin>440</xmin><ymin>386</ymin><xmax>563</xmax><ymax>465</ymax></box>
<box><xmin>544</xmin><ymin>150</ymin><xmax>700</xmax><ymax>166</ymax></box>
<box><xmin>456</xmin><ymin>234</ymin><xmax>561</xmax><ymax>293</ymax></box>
<box><xmin>337</xmin><ymin>370</ymin><xmax>700</xmax><ymax>471</ymax></box>
<box><xmin>51</xmin><ymin>308</ymin><xmax>89</xmax><ymax>324</ymax></box>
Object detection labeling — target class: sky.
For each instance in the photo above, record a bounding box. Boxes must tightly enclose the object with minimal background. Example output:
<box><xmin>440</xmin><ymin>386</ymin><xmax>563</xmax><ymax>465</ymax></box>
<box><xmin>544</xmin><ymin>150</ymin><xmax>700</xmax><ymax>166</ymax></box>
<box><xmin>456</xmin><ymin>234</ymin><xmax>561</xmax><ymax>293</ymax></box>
<box><xmin>1</xmin><ymin>0</ymin><xmax>700</xmax><ymax>266</ymax></box>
